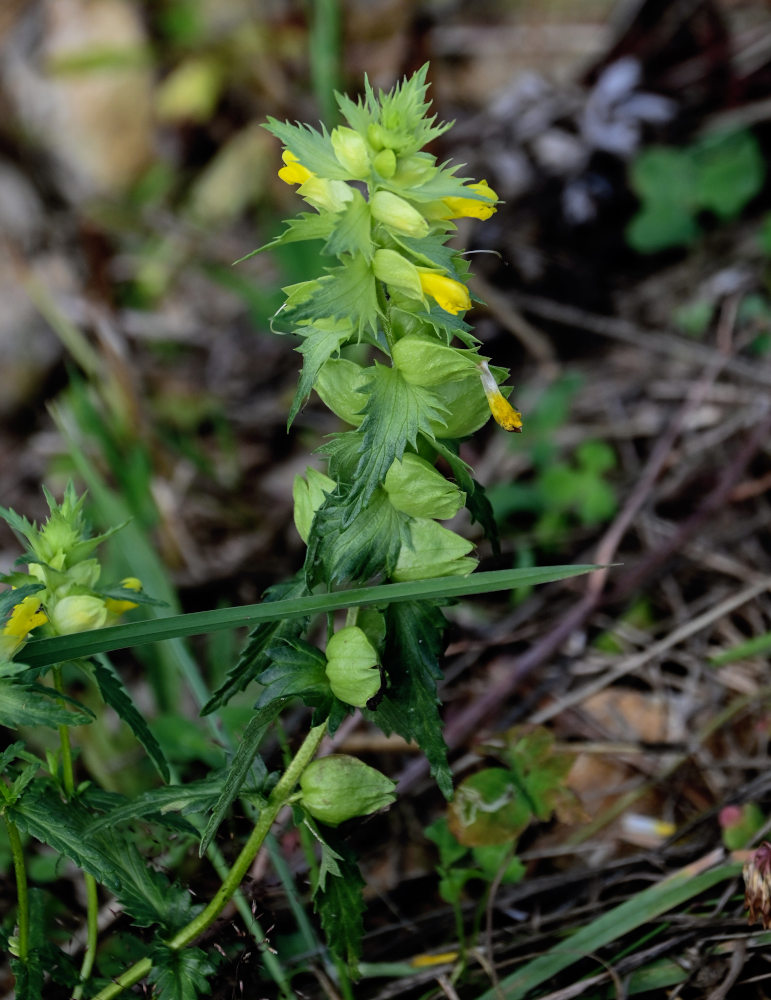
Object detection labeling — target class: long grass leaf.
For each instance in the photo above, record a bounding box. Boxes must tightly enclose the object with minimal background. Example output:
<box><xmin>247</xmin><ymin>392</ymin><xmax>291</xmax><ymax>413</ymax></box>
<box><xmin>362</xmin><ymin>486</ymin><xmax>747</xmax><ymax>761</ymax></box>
<box><xmin>22</xmin><ymin>565</ymin><xmax>599</xmax><ymax>668</ymax></box>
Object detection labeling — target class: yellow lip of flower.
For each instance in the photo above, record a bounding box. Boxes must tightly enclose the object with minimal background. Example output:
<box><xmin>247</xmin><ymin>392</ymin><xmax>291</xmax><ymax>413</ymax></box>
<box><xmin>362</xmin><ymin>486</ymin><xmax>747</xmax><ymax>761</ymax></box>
<box><xmin>1</xmin><ymin>594</ymin><xmax>48</xmax><ymax>656</ymax></box>
<box><xmin>417</xmin><ymin>271</ymin><xmax>471</xmax><ymax>315</ymax></box>
<box><xmin>441</xmin><ymin>180</ymin><xmax>498</xmax><ymax>221</ymax></box>
<box><xmin>105</xmin><ymin>577</ymin><xmax>142</xmax><ymax>616</ymax></box>
<box><xmin>278</xmin><ymin>149</ymin><xmax>313</xmax><ymax>186</ymax></box>
<box><xmin>478</xmin><ymin>361</ymin><xmax>523</xmax><ymax>432</ymax></box>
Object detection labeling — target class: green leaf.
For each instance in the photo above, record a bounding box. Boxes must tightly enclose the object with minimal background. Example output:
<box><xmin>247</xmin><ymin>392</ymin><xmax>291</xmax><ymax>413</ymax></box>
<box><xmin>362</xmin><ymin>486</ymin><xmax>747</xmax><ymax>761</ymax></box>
<box><xmin>313</xmin><ymin>832</ymin><xmax>366</xmax><ymax>977</ymax></box>
<box><xmin>256</xmin><ymin>638</ymin><xmax>332</xmax><ymax>712</ymax></box>
<box><xmin>348</xmin><ymin>364</ymin><xmax>448</xmax><ymax>522</ymax></box>
<box><xmin>305</xmin><ymin>489</ymin><xmax>407</xmax><ymax>586</ymax></box>
<box><xmin>0</xmin><ymin>679</ymin><xmax>93</xmax><ymax>729</ymax></box>
<box><xmin>92</xmin><ymin>656</ymin><xmax>170</xmax><ymax>781</ymax></box>
<box><xmin>88</xmin><ymin>777</ymin><xmax>223</xmax><ymax>834</ymax></box>
<box><xmin>10</xmin><ymin>780</ymin><xmax>175</xmax><ymax>927</ymax></box>
<box><xmin>474</xmin><ymin>861</ymin><xmax>741</xmax><ymax>1000</ymax></box>
<box><xmin>239</xmin><ymin>212</ymin><xmax>337</xmax><ymax>260</ymax></box>
<box><xmin>22</xmin><ymin>566</ymin><xmax>601</xmax><ymax>667</ymax></box>
<box><xmin>367</xmin><ymin>601</ymin><xmax>452</xmax><ymax>797</ymax></box>
<box><xmin>625</xmin><ymin>204</ymin><xmax>699</xmax><ymax>253</ymax></box>
<box><xmin>263</xmin><ymin>117</ymin><xmax>351</xmax><ymax>179</ymax></box>
<box><xmin>449</xmin><ymin>768</ymin><xmax>531</xmax><ymax>846</ymax></box>
<box><xmin>202</xmin><ymin>575</ymin><xmax>310</xmax><ymax>714</ymax></box>
<box><xmin>324</xmin><ymin>189</ymin><xmax>373</xmax><ymax>260</ymax></box>
<box><xmin>284</xmin><ymin>255</ymin><xmax>379</xmax><ymax>338</ymax></box>
<box><xmin>199</xmin><ymin>702</ymin><xmax>280</xmax><ymax>854</ymax></box>
<box><xmin>432</xmin><ymin>439</ymin><xmax>500</xmax><ymax>554</ymax></box>
<box><xmin>691</xmin><ymin>129</ymin><xmax>765</xmax><ymax>219</ymax></box>
<box><xmin>289</xmin><ymin>322</ymin><xmax>352</xmax><ymax>428</ymax></box>
<box><xmin>148</xmin><ymin>944</ymin><xmax>216</xmax><ymax>1000</ymax></box>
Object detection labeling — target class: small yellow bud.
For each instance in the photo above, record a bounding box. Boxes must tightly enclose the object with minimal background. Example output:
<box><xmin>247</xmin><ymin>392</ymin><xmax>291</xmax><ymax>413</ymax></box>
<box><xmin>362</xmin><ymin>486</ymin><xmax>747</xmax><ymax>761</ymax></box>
<box><xmin>478</xmin><ymin>361</ymin><xmax>523</xmax><ymax>433</ymax></box>
<box><xmin>278</xmin><ymin>149</ymin><xmax>312</xmax><ymax>185</ymax></box>
<box><xmin>417</xmin><ymin>271</ymin><xmax>471</xmax><ymax>315</ymax></box>
<box><xmin>371</xmin><ymin>190</ymin><xmax>429</xmax><ymax>238</ymax></box>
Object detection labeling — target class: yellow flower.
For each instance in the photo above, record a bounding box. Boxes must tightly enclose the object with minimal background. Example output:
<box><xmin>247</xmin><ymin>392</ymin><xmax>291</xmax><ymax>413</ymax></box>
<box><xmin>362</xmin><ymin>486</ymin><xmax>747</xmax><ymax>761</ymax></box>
<box><xmin>478</xmin><ymin>361</ymin><xmax>523</xmax><ymax>432</ymax></box>
<box><xmin>1</xmin><ymin>595</ymin><xmax>47</xmax><ymax>658</ymax></box>
<box><xmin>278</xmin><ymin>149</ymin><xmax>313</xmax><ymax>186</ymax></box>
<box><xmin>441</xmin><ymin>180</ymin><xmax>498</xmax><ymax>221</ymax></box>
<box><xmin>105</xmin><ymin>577</ymin><xmax>142</xmax><ymax>616</ymax></box>
<box><xmin>417</xmin><ymin>271</ymin><xmax>471</xmax><ymax>315</ymax></box>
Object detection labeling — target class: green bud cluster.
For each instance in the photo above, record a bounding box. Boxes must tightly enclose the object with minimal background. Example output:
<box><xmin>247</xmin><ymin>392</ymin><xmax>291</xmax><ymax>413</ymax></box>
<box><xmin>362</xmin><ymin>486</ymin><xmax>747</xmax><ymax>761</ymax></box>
<box><xmin>0</xmin><ymin>483</ymin><xmax>147</xmax><ymax>658</ymax></box>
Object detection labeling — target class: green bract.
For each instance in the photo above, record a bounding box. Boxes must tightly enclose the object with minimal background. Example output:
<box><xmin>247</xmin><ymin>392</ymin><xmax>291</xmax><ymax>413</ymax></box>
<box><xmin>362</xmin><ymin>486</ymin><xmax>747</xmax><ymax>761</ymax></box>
<box><xmin>293</xmin><ymin>467</ymin><xmax>336</xmax><ymax>543</ymax></box>
<box><xmin>384</xmin><ymin>453</ymin><xmax>464</xmax><ymax>519</ymax></box>
<box><xmin>299</xmin><ymin>754</ymin><xmax>396</xmax><ymax>826</ymax></box>
<box><xmin>393</xmin><ymin>518</ymin><xmax>478</xmax><ymax>581</ymax></box>
<box><xmin>315</xmin><ymin>358</ymin><xmax>368</xmax><ymax>426</ymax></box>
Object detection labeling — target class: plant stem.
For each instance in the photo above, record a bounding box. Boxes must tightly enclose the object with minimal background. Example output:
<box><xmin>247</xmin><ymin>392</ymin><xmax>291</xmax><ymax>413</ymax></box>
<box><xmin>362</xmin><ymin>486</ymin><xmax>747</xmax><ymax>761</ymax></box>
<box><xmin>90</xmin><ymin>721</ymin><xmax>328</xmax><ymax>1000</ymax></box>
<box><xmin>53</xmin><ymin>663</ymin><xmax>100</xmax><ymax>998</ymax></box>
<box><xmin>72</xmin><ymin>873</ymin><xmax>99</xmax><ymax>1000</ymax></box>
<box><xmin>5</xmin><ymin>818</ymin><xmax>30</xmax><ymax>962</ymax></box>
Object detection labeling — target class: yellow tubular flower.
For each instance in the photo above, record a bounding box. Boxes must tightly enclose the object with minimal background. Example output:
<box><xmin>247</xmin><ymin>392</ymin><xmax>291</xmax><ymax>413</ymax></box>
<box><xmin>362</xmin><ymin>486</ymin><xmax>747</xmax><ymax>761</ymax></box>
<box><xmin>105</xmin><ymin>577</ymin><xmax>142</xmax><ymax>616</ymax></box>
<box><xmin>478</xmin><ymin>361</ymin><xmax>523</xmax><ymax>432</ymax></box>
<box><xmin>278</xmin><ymin>149</ymin><xmax>313</xmax><ymax>186</ymax></box>
<box><xmin>441</xmin><ymin>180</ymin><xmax>499</xmax><ymax>220</ymax></box>
<box><xmin>417</xmin><ymin>271</ymin><xmax>471</xmax><ymax>315</ymax></box>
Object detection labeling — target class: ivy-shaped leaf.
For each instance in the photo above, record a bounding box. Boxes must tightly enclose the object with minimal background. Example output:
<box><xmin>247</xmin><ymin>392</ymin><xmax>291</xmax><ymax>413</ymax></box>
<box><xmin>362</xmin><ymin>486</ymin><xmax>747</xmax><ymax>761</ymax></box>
<box><xmin>366</xmin><ymin>600</ymin><xmax>452</xmax><ymax>798</ymax></box>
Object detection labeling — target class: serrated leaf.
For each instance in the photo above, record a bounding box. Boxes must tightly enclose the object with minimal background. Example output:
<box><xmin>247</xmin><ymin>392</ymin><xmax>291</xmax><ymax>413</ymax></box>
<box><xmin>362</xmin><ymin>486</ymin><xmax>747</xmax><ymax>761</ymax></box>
<box><xmin>324</xmin><ymin>189</ymin><xmax>373</xmax><ymax>259</ymax></box>
<box><xmin>148</xmin><ymin>944</ymin><xmax>215</xmax><ymax>1000</ymax></box>
<box><xmin>241</xmin><ymin>211</ymin><xmax>336</xmax><ymax>260</ymax></box>
<box><xmin>199</xmin><ymin>702</ymin><xmax>281</xmax><ymax>854</ymax></box>
<box><xmin>263</xmin><ymin>117</ymin><xmax>351</xmax><ymax>179</ymax></box>
<box><xmin>256</xmin><ymin>637</ymin><xmax>331</xmax><ymax>711</ymax></box>
<box><xmin>348</xmin><ymin>364</ymin><xmax>448</xmax><ymax>523</ymax></box>
<box><xmin>202</xmin><ymin>575</ymin><xmax>310</xmax><ymax>714</ymax></box>
<box><xmin>88</xmin><ymin>776</ymin><xmax>224</xmax><ymax>834</ymax></box>
<box><xmin>92</xmin><ymin>656</ymin><xmax>169</xmax><ymax>781</ymax></box>
<box><xmin>0</xmin><ymin>679</ymin><xmax>93</xmax><ymax>729</ymax></box>
<box><xmin>284</xmin><ymin>255</ymin><xmax>379</xmax><ymax>338</ymax></box>
<box><xmin>366</xmin><ymin>601</ymin><xmax>452</xmax><ymax>797</ymax></box>
<box><xmin>313</xmin><ymin>833</ymin><xmax>365</xmax><ymax>977</ymax></box>
<box><xmin>305</xmin><ymin>489</ymin><xmax>407</xmax><ymax>586</ymax></box>
<box><xmin>289</xmin><ymin>322</ymin><xmax>352</xmax><ymax>428</ymax></box>
<box><xmin>10</xmin><ymin>781</ymin><xmax>175</xmax><ymax>927</ymax></box>
<box><xmin>432</xmin><ymin>438</ymin><xmax>500</xmax><ymax>554</ymax></box>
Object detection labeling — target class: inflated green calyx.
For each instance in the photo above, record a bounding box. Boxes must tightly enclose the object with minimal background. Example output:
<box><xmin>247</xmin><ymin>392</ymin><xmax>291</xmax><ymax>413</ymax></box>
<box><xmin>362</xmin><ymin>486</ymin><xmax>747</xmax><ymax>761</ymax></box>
<box><xmin>299</xmin><ymin>754</ymin><xmax>396</xmax><ymax>826</ymax></box>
